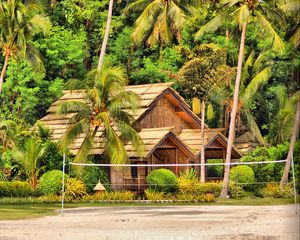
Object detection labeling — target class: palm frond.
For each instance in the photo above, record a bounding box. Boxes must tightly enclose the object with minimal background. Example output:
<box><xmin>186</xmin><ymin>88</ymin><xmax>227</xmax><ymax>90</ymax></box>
<box><xmin>279</xmin><ymin>0</ymin><xmax>300</xmax><ymax>13</ymax></box>
<box><xmin>242</xmin><ymin>66</ymin><xmax>272</xmax><ymax>105</ymax></box>
<box><xmin>289</xmin><ymin>26</ymin><xmax>300</xmax><ymax>49</ymax></box>
<box><xmin>131</xmin><ymin>0</ymin><xmax>163</xmax><ymax>45</ymax></box>
<box><xmin>73</xmin><ymin>131</ymin><xmax>94</xmax><ymax>163</ymax></box>
<box><xmin>117</xmin><ymin>121</ymin><xmax>145</xmax><ymax>158</ymax></box>
<box><xmin>59</xmin><ymin>119</ymin><xmax>90</xmax><ymax>152</ymax></box>
<box><xmin>244</xmin><ymin>109</ymin><xmax>265</xmax><ymax>145</ymax></box>
<box><xmin>168</xmin><ymin>0</ymin><xmax>186</xmax><ymax>35</ymax></box>
<box><xmin>124</xmin><ymin>0</ymin><xmax>153</xmax><ymax>14</ymax></box>
<box><xmin>98</xmin><ymin>112</ymin><xmax>128</xmax><ymax>164</ymax></box>
<box><xmin>232</xmin><ymin>4</ymin><xmax>250</xmax><ymax>30</ymax></box>
<box><xmin>57</xmin><ymin>101</ymin><xmax>90</xmax><ymax>114</ymax></box>
<box><xmin>255</xmin><ymin>10</ymin><xmax>285</xmax><ymax>54</ymax></box>
<box><xmin>194</xmin><ymin>12</ymin><xmax>227</xmax><ymax>40</ymax></box>
<box><xmin>252</xmin><ymin>51</ymin><xmax>269</xmax><ymax>75</ymax></box>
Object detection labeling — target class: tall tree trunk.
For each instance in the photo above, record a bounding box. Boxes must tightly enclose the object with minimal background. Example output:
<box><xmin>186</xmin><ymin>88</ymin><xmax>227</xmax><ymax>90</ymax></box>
<box><xmin>0</xmin><ymin>52</ymin><xmax>10</xmax><ymax>94</ymax></box>
<box><xmin>220</xmin><ymin>22</ymin><xmax>247</xmax><ymax>198</ymax></box>
<box><xmin>200</xmin><ymin>100</ymin><xmax>206</xmax><ymax>183</ymax></box>
<box><xmin>97</xmin><ymin>0</ymin><xmax>114</xmax><ymax>74</ymax></box>
<box><xmin>280</xmin><ymin>100</ymin><xmax>300</xmax><ymax>189</ymax></box>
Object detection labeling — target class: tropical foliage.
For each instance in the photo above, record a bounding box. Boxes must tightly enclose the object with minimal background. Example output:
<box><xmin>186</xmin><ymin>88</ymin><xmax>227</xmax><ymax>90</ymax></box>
<box><xmin>0</xmin><ymin>0</ymin><xmax>298</xmax><ymax>199</ymax></box>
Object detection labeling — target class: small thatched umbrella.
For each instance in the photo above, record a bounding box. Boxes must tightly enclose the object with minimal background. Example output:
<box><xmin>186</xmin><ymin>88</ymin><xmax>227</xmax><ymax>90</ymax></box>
<box><xmin>93</xmin><ymin>181</ymin><xmax>106</xmax><ymax>194</ymax></box>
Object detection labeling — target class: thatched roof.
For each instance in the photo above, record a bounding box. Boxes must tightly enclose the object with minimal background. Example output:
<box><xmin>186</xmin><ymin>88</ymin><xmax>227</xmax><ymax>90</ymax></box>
<box><xmin>179</xmin><ymin>129</ymin><xmax>241</xmax><ymax>159</ymax></box>
<box><xmin>93</xmin><ymin>181</ymin><xmax>106</xmax><ymax>191</ymax></box>
<box><xmin>125</xmin><ymin>128</ymin><xmax>195</xmax><ymax>159</ymax></box>
<box><xmin>39</xmin><ymin>82</ymin><xmax>204</xmax><ymax>155</ymax></box>
<box><xmin>234</xmin><ymin>131</ymin><xmax>261</xmax><ymax>155</ymax></box>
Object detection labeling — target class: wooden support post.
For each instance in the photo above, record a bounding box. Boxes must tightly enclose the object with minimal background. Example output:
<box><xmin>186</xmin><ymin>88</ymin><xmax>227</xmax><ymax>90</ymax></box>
<box><xmin>175</xmin><ymin>148</ymin><xmax>178</xmax><ymax>175</ymax></box>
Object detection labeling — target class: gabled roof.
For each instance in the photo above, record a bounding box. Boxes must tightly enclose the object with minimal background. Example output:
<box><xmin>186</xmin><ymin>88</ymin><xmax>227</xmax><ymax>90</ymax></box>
<box><xmin>179</xmin><ymin>129</ymin><xmax>242</xmax><ymax>159</ymax></box>
<box><xmin>39</xmin><ymin>82</ymin><xmax>205</xmax><ymax>155</ymax></box>
<box><xmin>125</xmin><ymin>128</ymin><xmax>195</xmax><ymax>159</ymax></box>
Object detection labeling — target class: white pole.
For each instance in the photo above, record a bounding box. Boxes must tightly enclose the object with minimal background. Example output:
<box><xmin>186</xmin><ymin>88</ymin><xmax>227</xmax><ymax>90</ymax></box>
<box><xmin>61</xmin><ymin>152</ymin><xmax>66</xmax><ymax>217</ymax></box>
<box><xmin>291</xmin><ymin>153</ymin><xmax>298</xmax><ymax>215</ymax></box>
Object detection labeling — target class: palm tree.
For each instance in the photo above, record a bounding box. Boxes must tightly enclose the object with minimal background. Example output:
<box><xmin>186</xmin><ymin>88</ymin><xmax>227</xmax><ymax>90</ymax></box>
<box><xmin>58</xmin><ymin>66</ymin><xmax>144</xmax><ymax>166</ymax></box>
<box><xmin>97</xmin><ymin>0</ymin><xmax>114</xmax><ymax>73</ymax></box>
<box><xmin>211</xmin><ymin>51</ymin><xmax>272</xmax><ymax>145</ymax></box>
<box><xmin>280</xmin><ymin>99</ymin><xmax>300</xmax><ymax>189</ymax></box>
<box><xmin>195</xmin><ymin>0</ymin><xmax>285</xmax><ymax>198</ymax></box>
<box><xmin>126</xmin><ymin>0</ymin><xmax>193</xmax><ymax>47</ymax></box>
<box><xmin>269</xmin><ymin>86</ymin><xmax>300</xmax><ymax>145</ymax></box>
<box><xmin>13</xmin><ymin>137</ymin><xmax>46</xmax><ymax>188</ymax></box>
<box><xmin>0</xmin><ymin>0</ymin><xmax>51</xmax><ymax>93</ymax></box>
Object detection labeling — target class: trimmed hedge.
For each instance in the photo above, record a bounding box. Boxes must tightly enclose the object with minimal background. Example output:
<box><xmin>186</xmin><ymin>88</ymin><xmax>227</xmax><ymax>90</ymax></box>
<box><xmin>39</xmin><ymin>170</ymin><xmax>68</xmax><ymax>195</ymax></box>
<box><xmin>0</xmin><ymin>181</ymin><xmax>32</xmax><ymax>197</ymax></box>
<box><xmin>146</xmin><ymin>168</ymin><xmax>178</xmax><ymax>193</ymax></box>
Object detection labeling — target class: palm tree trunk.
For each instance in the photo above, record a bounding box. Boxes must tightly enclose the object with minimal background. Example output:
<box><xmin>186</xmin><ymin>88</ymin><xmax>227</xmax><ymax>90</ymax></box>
<box><xmin>0</xmin><ymin>52</ymin><xmax>10</xmax><ymax>94</ymax></box>
<box><xmin>200</xmin><ymin>100</ymin><xmax>206</xmax><ymax>183</ymax></box>
<box><xmin>97</xmin><ymin>0</ymin><xmax>114</xmax><ymax>74</ymax></box>
<box><xmin>220</xmin><ymin>22</ymin><xmax>247</xmax><ymax>198</ymax></box>
<box><xmin>280</xmin><ymin>100</ymin><xmax>300</xmax><ymax>189</ymax></box>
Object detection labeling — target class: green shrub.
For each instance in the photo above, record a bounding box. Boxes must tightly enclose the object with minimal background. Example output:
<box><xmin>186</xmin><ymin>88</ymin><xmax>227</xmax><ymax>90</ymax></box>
<box><xmin>39</xmin><ymin>170</ymin><xmax>68</xmax><ymax>195</ymax></box>
<box><xmin>197</xmin><ymin>182</ymin><xmax>222</xmax><ymax>197</ymax></box>
<box><xmin>175</xmin><ymin>193</ymin><xmax>215</xmax><ymax>202</ymax></box>
<box><xmin>260</xmin><ymin>183</ymin><xmax>294</xmax><ymax>198</ymax></box>
<box><xmin>230</xmin><ymin>165</ymin><xmax>255</xmax><ymax>185</ymax></box>
<box><xmin>87</xmin><ymin>191</ymin><xmax>135</xmax><ymax>201</ymax></box>
<box><xmin>146</xmin><ymin>168</ymin><xmax>178</xmax><ymax>193</ymax></box>
<box><xmin>144</xmin><ymin>189</ymin><xmax>165</xmax><ymax>201</ymax></box>
<box><xmin>177</xmin><ymin>176</ymin><xmax>199</xmax><ymax>194</ymax></box>
<box><xmin>0</xmin><ymin>181</ymin><xmax>32</xmax><ymax>197</ymax></box>
<box><xmin>229</xmin><ymin>182</ymin><xmax>247</xmax><ymax>199</ymax></box>
<box><xmin>65</xmin><ymin>178</ymin><xmax>87</xmax><ymax>199</ymax></box>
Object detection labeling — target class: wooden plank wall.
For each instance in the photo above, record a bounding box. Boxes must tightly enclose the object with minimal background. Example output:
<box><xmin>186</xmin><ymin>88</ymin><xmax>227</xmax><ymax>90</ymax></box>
<box><xmin>139</xmin><ymin>96</ymin><xmax>192</xmax><ymax>134</ymax></box>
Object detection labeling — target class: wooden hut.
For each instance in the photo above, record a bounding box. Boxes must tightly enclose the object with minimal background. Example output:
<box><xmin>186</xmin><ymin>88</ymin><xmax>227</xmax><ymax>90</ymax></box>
<box><xmin>39</xmin><ymin>82</ymin><xmax>241</xmax><ymax>191</ymax></box>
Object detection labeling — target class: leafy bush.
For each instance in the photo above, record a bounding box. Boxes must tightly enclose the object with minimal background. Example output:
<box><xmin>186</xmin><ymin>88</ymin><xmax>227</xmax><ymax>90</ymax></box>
<box><xmin>146</xmin><ymin>168</ymin><xmax>178</xmax><ymax>193</ymax></box>
<box><xmin>260</xmin><ymin>183</ymin><xmax>294</xmax><ymax>198</ymax></box>
<box><xmin>176</xmin><ymin>193</ymin><xmax>215</xmax><ymax>202</ymax></box>
<box><xmin>197</xmin><ymin>182</ymin><xmax>222</xmax><ymax>197</ymax></box>
<box><xmin>240</xmin><ymin>143</ymin><xmax>292</xmax><ymax>182</ymax></box>
<box><xmin>177</xmin><ymin>176</ymin><xmax>199</xmax><ymax>194</ymax></box>
<box><xmin>65</xmin><ymin>178</ymin><xmax>87</xmax><ymax>199</ymax></box>
<box><xmin>229</xmin><ymin>182</ymin><xmax>247</xmax><ymax>199</ymax></box>
<box><xmin>87</xmin><ymin>191</ymin><xmax>135</xmax><ymax>201</ymax></box>
<box><xmin>0</xmin><ymin>181</ymin><xmax>32</xmax><ymax>197</ymax></box>
<box><xmin>39</xmin><ymin>170</ymin><xmax>68</xmax><ymax>195</ymax></box>
<box><xmin>144</xmin><ymin>189</ymin><xmax>165</xmax><ymax>201</ymax></box>
<box><xmin>230</xmin><ymin>165</ymin><xmax>255</xmax><ymax>184</ymax></box>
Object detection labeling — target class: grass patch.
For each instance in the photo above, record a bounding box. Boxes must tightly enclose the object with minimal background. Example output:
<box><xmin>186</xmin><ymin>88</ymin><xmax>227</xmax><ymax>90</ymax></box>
<box><xmin>0</xmin><ymin>204</ymin><xmax>60</xmax><ymax>220</ymax></box>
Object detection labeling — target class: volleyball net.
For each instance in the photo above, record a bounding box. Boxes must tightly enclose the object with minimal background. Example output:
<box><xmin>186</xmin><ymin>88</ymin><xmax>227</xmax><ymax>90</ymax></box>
<box><xmin>61</xmin><ymin>156</ymin><xmax>298</xmax><ymax>216</ymax></box>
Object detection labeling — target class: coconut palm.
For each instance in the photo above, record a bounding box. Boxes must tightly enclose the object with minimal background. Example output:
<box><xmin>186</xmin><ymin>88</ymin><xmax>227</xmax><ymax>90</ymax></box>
<box><xmin>126</xmin><ymin>0</ymin><xmax>195</xmax><ymax>47</ymax></box>
<box><xmin>268</xmin><ymin>86</ymin><xmax>300</xmax><ymax>145</ymax></box>
<box><xmin>278</xmin><ymin>0</ymin><xmax>300</xmax><ymax>49</ymax></box>
<box><xmin>280</xmin><ymin>98</ymin><xmax>300</xmax><ymax>189</ymax></box>
<box><xmin>211</xmin><ymin>51</ymin><xmax>272</xmax><ymax>145</ymax></box>
<box><xmin>57</xmin><ymin>66</ymin><xmax>144</xmax><ymax>166</ymax></box>
<box><xmin>13</xmin><ymin>137</ymin><xmax>46</xmax><ymax>188</ymax></box>
<box><xmin>195</xmin><ymin>0</ymin><xmax>285</xmax><ymax>197</ymax></box>
<box><xmin>97</xmin><ymin>0</ymin><xmax>114</xmax><ymax>73</ymax></box>
<box><xmin>0</xmin><ymin>0</ymin><xmax>51</xmax><ymax>93</ymax></box>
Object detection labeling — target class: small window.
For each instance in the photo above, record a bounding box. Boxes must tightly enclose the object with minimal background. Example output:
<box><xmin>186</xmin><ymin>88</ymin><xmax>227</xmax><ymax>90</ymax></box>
<box><xmin>131</xmin><ymin>166</ymin><xmax>138</xmax><ymax>178</ymax></box>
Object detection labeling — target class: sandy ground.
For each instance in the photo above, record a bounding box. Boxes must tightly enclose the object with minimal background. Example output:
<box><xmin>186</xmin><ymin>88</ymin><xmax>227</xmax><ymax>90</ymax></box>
<box><xmin>0</xmin><ymin>205</ymin><xmax>299</xmax><ymax>240</ymax></box>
